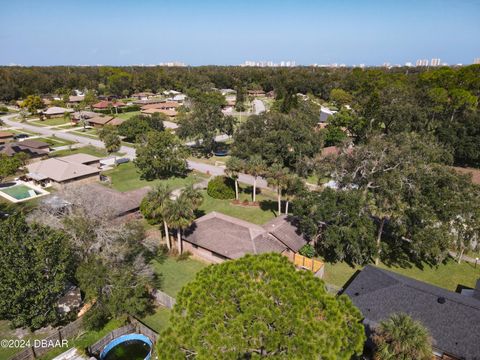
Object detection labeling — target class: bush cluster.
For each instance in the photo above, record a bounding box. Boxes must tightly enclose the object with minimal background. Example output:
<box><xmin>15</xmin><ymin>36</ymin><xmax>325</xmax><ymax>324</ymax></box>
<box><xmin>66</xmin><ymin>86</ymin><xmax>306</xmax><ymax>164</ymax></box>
<box><xmin>207</xmin><ymin>176</ymin><xmax>236</xmax><ymax>199</ymax></box>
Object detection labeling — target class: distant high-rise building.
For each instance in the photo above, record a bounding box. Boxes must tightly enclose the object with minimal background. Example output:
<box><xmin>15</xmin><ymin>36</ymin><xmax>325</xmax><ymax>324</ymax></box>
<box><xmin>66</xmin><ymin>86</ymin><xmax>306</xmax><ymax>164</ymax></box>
<box><xmin>474</xmin><ymin>58</ymin><xmax>480</xmax><ymax>65</ymax></box>
<box><xmin>431</xmin><ymin>58</ymin><xmax>441</xmax><ymax>66</ymax></box>
<box><xmin>416</xmin><ymin>59</ymin><xmax>429</xmax><ymax>66</ymax></box>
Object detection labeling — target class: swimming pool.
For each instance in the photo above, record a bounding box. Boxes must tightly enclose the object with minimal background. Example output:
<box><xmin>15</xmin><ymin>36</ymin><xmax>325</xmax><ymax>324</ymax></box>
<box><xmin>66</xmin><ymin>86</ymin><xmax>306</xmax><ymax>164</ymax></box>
<box><xmin>0</xmin><ymin>181</ymin><xmax>49</xmax><ymax>202</ymax></box>
<box><xmin>100</xmin><ymin>333</ymin><xmax>153</xmax><ymax>360</ymax></box>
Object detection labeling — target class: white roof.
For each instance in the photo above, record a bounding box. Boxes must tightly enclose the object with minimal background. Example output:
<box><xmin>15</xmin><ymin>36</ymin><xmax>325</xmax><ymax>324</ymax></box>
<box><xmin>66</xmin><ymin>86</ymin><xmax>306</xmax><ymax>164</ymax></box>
<box><xmin>42</xmin><ymin>107</ymin><xmax>74</xmax><ymax>115</ymax></box>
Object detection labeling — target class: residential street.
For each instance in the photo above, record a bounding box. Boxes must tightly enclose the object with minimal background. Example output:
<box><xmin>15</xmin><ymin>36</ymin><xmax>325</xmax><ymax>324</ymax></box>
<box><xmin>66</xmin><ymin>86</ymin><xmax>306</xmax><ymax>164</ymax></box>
<box><xmin>1</xmin><ymin>114</ymin><xmax>269</xmax><ymax>188</ymax></box>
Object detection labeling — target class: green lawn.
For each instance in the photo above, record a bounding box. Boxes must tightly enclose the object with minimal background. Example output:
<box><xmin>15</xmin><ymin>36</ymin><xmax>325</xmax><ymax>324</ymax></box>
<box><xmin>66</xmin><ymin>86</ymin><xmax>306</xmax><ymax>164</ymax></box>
<box><xmin>38</xmin><ymin>318</ymin><xmax>126</xmax><ymax>360</ymax></box>
<box><xmin>198</xmin><ymin>187</ymin><xmax>278</xmax><ymax>225</ymax></box>
<box><xmin>0</xmin><ymin>320</ymin><xmax>47</xmax><ymax>359</ymax></box>
<box><xmin>323</xmin><ymin>257</ymin><xmax>480</xmax><ymax>292</ymax></box>
<box><xmin>31</xmin><ymin>117</ymin><xmax>72</xmax><ymax>127</ymax></box>
<box><xmin>116</xmin><ymin>111</ymin><xmax>141</xmax><ymax>120</ymax></box>
<box><xmin>50</xmin><ymin>145</ymin><xmax>111</xmax><ymax>158</ymax></box>
<box><xmin>140</xmin><ymin>307</ymin><xmax>171</xmax><ymax>334</ymax></box>
<box><xmin>151</xmin><ymin>257</ymin><xmax>208</xmax><ymax>296</ymax></box>
<box><xmin>34</xmin><ymin>137</ymin><xmax>75</xmax><ymax>147</ymax></box>
<box><xmin>102</xmin><ymin>162</ymin><xmax>208</xmax><ymax>192</ymax></box>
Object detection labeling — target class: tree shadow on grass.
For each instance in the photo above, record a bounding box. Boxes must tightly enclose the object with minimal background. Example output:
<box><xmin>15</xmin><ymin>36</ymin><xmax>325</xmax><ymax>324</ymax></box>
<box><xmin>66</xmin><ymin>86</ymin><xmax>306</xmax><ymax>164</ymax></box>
<box><xmin>258</xmin><ymin>200</ymin><xmax>278</xmax><ymax>217</ymax></box>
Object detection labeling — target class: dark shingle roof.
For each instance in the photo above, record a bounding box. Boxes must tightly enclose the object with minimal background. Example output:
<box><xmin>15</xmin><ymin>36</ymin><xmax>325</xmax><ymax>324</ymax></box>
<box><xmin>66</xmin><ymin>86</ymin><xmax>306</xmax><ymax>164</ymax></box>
<box><xmin>343</xmin><ymin>265</ymin><xmax>480</xmax><ymax>360</ymax></box>
<box><xmin>263</xmin><ymin>215</ymin><xmax>308</xmax><ymax>252</ymax></box>
<box><xmin>183</xmin><ymin>212</ymin><xmax>286</xmax><ymax>259</ymax></box>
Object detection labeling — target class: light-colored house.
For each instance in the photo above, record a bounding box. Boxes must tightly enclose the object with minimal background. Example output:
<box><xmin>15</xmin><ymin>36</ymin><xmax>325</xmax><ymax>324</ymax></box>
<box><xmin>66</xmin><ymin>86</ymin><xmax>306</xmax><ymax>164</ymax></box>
<box><xmin>141</xmin><ymin>108</ymin><xmax>177</xmax><ymax>118</ymax></box>
<box><xmin>131</xmin><ymin>92</ymin><xmax>156</xmax><ymax>101</ymax></box>
<box><xmin>25</xmin><ymin>154</ymin><xmax>101</xmax><ymax>188</ymax></box>
<box><xmin>41</xmin><ymin>107</ymin><xmax>74</xmax><ymax>119</ymax></box>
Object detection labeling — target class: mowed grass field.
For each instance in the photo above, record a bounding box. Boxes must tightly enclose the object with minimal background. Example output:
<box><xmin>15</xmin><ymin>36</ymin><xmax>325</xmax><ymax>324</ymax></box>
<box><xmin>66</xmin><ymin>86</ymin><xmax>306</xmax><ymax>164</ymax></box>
<box><xmin>102</xmin><ymin>162</ymin><xmax>208</xmax><ymax>192</ymax></box>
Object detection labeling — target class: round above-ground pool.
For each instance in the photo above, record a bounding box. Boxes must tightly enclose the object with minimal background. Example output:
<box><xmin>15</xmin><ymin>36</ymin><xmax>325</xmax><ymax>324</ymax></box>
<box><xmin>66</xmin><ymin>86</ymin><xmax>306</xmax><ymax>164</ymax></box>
<box><xmin>100</xmin><ymin>333</ymin><xmax>153</xmax><ymax>360</ymax></box>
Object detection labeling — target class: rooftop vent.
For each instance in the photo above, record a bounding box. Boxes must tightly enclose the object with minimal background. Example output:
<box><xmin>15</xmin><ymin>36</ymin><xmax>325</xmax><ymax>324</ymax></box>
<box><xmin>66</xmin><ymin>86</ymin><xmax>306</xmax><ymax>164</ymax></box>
<box><xmin>437</xmin><ymin>297</ymin><xmax>446</xmax><ymax>304</ymax></box>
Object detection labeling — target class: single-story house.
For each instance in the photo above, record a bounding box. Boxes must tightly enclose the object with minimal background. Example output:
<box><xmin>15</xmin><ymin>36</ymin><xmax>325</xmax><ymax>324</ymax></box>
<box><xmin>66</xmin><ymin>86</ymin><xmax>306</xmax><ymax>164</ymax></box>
<box><xmin>141</xmin><ymin>108</ymin><xmax>177</xmax><ymax>118</ymax></box>
<box><xmin>72</xmin><ymin>110</ymin><xmax>97</xmax><ymax>122</ymax></box>
<box><xmin>0</xmin><ymin>131</ymin><xmax>14</xmax><ymax>144</ymax></box>
<box><xmin>171</xmin><ymin>94</ymin><xmax>187</xmax><ymax>102</ymax></box>
<box><xmin>108</xmin><ymin>117</ymin><xmax>125</xmax><ymax>126</ymax></box>
<box><xmin>86</xmin><ymin>116</ymin><xmax>114</xmax><ymax>128</ymax></box>
<box><xmin>25</xmin><ymin>154</ymin><xmax>101</xmax><ymax>188</ymax></box>
<box><xmin>68</xmin><ymin>95</ymin><xmax>85</xmax><ymax>104</ymax></box>
<box><xmin>163</xmin><ymin>90</ymin><xmax>181</xmax><ymax>96</ymax></box>
<box><xmin>92</xmin><ymin>100</ymin><xmax>126</xmax><ymax>110</ymax></box>
<box><xmin>141</xmin><ymin>101</ymin><xmax>180</xmax><ymax>111</ymax></box>
<box><xmin>74</xmin><ymin>183</ymin><xmax>150</xmax><ymax>218</ymax></box>
<box><xmin>41</xmin><ymin>106</ymin><xmax>74</xmax><ymax>119</ymax></box>
<box><xmin>0</xmin><ymin>139</ymin><xmax>50</xmax><ymax>159</ymax></box>
<box><xmin>131</xmin><ymin>92</ymin><xmax>155</xmax><ymax>100</ymax></box>
<box><xmin>182</xmin><ymin>212</ymin><xmax>310</xmax><ymax>267</ymax></box>
<box><xmin>59</xmin><ymin>153</ymin><xmax>101</xmax><ymax>166</ymax></box>
<box><xmin>343</xmin><ymin>265</ymin><xmax>480</xmax><ymax>360</ymax></box>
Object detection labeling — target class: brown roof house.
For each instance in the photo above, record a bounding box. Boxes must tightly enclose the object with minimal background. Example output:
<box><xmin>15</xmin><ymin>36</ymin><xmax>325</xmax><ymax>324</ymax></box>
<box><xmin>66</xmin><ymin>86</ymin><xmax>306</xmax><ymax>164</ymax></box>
<box><xmin>131</xmin><ymin>92</ymin><xmax>155</xmax><ymax>100</ymax></box>
<box><xmin>25</xmin><ymin>154</ymin><xmax>101</xmax><ymax>188</ymax></box>
<box><xmin>0</xmin><ymin>131</ymin><xmax>14</xmax><ymax>144</ymax></box>
<box><xmin>0</xmin><ymin>140</ymin><xmax>50</xmax><ymax>159</ymax></box>
<box><xmin>181</xmin><ymin>212</ymin><xmax>317</xmax><ymax>274</ymax></box>
<box><xmin>92</xmin><ymin>100</ymin><xmax>126</xmax><ymax>110</ymax></box>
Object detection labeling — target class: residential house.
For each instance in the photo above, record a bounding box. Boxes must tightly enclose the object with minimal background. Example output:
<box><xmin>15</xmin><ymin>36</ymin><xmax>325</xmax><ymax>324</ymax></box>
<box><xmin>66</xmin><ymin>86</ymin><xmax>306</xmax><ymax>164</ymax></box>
<box><xmin>92</xmin><ymin>100</ymin><xmax>126</xmax><ymax>110</ymax></box>
<box><xmin>0</xmin><ymin>131</ymin><xmax>14</xmax><ymax>144</ymax></box>
<box><xmin>41</xmin><ymin>106</ymin><xmax>74</xmax><ymax>119</ymax></box>
<box><xmin>86</xmin><ymin>116</ymin><xmax>114</xmax><ymax>128</ymax></box>
<box><xmin>131</xmin><ymin>92</ymin><xmax>156</xmax><ymax>100</ymax></box>
<box><xmin>25</xmin><ymin>154</ymin><xmax>101</xmax><ymax>188</ymax></box>
<box><xmin>343</xmin><ymin>265</ymin><xmax>480</xmax><ymax>360</ymax></box>
<box><xmin>68</xmin><ymin>95</ymin><xmax>85</xmax><ymax>105</ymax></box>
<box><xmin>141</xmin><ymin>108</ymin><xmax>177</xmax><ymax>118</ymax></box>
<box><xmin>72</xmin><ymin>110</ymin><xmax>97</xmax><ymax>122</ymax></box>
<box><xmin>0</xmin><ymin>140</ymin><xmax>50</xmax><ymax>159</ymax></box>
<box><xmin>182</xmin><ymin>212</ymin><xmax>316</xmax><ymax>272</ymax></box>
<box><xmin>171</xmin><ymin>94</ymin><xmax>187</xmax><ymax>102</ymax></box>
<box><xmin>163</xmin><ymin>90</ymin><xmax>181</xmax><ymax>96</ymax></box>
<box><xmin>141</xmin><ymin>101</ymin><xmax>180</xmax><ymax>111</ymax></box>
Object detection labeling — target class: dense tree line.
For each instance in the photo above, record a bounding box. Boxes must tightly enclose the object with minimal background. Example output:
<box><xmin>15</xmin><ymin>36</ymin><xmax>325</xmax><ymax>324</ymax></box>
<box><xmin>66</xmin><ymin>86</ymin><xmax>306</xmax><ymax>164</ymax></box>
<box><xmin>1</xmin><ymin>65</ymin><xmax>479</xmax><ymax>165</ymax></box>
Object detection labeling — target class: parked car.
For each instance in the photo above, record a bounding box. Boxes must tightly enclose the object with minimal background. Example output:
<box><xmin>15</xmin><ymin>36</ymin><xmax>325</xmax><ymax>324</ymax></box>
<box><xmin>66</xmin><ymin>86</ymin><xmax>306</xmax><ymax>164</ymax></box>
<box><xmin>13</xmin><ymin>133</ymin><xmax>29</xmax><ymax>140</ymax></box>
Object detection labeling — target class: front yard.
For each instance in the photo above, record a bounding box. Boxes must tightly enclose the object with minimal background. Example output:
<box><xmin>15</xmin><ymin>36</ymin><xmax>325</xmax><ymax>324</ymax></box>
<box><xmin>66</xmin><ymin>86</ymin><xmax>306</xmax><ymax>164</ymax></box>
<box><xmin>198</xmin><ymin>187</ymin><xmax>278</xmax><ymax>225</ymax></box>
<box><xmin>50</xmin><ymin>145</ymin><xmax>113</xmax><ymax>158</ymax></box>
<box><xmin>102</xmin><ymin>162</ymin><xmax>208</xmax><ymax>192</ymax></box>
<box><xmin>30</xmin><ymin>117</ymin><xmax>72</xmax><ymax>127</ymax></box>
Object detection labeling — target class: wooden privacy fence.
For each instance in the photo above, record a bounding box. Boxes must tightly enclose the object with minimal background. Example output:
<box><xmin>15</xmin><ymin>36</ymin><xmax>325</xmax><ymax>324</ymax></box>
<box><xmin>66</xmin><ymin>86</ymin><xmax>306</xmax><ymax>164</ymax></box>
<box><xmin>293</xmin><ymin>253</ymin><xmax>325</xmax><ymax>277</ymax></box>
<box><xmin>153</xmin><ymin>289</ymin><xmax>176</xmax><ymax>309</ymax></box>
<box><xmin>8</xmin><ymin>317</ymin><xmax>84</xmax><ymax>360</ymax></box>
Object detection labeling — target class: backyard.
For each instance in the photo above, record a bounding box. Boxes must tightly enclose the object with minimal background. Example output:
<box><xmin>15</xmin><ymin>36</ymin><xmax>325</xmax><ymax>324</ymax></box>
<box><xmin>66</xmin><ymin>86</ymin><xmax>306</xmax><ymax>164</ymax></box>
<box><xmin>323</xmin><ymin>257</ymin><xmax>480</xmax><ymax>292</ymax></box>
<box><xmin>0</xmin><ymin>320</ymin><xmax>48</xmax><ymax>359</ymax></box>
<box><xmin>102</xmin><ymin>162</ymin><xmax>208</xmax><ymax>192</ymax></box>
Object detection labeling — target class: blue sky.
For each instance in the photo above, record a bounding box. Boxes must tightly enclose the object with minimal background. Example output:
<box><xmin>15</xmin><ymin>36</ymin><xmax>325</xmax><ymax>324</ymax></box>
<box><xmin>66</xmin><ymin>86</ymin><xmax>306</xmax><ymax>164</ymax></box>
<box><xmin>0</xmin><ymin>0</ymin><xmax>479</xmax><ymax>66</ymax></box>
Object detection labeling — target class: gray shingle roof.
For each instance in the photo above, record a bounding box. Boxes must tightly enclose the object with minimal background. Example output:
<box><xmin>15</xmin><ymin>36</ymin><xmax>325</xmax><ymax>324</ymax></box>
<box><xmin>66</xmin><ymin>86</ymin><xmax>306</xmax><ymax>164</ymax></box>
<box><xmin>343</xmin><ymin>265</ymin><xmax>480</xmax><ymax>359</ymax></box>
<box><xmin>183</xmin><ymin>212</ymin><xmax>287</xmax><ymax>259</ymax></box>
<box><xmin>263</xmin><ymin>215</ymin><xmax>308</xmax><ymax>252</ymax></box>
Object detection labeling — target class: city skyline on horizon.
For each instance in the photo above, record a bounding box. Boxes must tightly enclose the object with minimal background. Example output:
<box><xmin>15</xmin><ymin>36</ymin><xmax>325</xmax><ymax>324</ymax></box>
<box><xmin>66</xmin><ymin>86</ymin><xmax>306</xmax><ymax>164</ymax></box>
<box><xmin>1</xmin><ymin>0</ymin><xmax>479</xmax><ymax>66</ymax></box>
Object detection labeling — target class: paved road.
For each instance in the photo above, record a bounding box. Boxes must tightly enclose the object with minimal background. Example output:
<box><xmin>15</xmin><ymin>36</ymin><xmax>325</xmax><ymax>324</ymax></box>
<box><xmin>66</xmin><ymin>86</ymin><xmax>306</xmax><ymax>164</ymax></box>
<box><xmin>1</xmin><ymin>114</ymin><xmax>269</xmax><ymax>188</ymax></box>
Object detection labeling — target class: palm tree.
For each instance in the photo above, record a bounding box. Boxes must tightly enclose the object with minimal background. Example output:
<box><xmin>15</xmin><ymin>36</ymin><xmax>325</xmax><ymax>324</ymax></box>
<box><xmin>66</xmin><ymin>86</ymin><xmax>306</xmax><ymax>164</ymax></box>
<box><xmin>245</xmin><ymin>155</ymin><xmax>266</xmax><ymax>203</ymax></box>
<box><xmin>181</xmin><ymin>185</ymin><xmax>203</xmax><ymax>209</ymax></box>
<box><xmin>284</xmin><ymin>174</ymin><xmax>305</xmax><ymax>215</ymax></box>
<box><xmin>165</xmin><ymin>194</ymin><xmax>196</xmax><ymax>254</ymax></box>
<box><xmin>266</xmin><ymin>163</ymin><xmax>290</xmax><ymax>215</ymax></box>
<box><xmin>225</xmin><ymin>156</ymin><xmax>245</xmax><ymax>200</ymax></box>
<box><xmin>141</xmin><ymin>185</ymin><xmax>173</xmax><ymax>250</ymax></box>
<box><xmin>373</xmin><ymin>313</ymin><xmax>433</xmax><ymax>360</ymax></box>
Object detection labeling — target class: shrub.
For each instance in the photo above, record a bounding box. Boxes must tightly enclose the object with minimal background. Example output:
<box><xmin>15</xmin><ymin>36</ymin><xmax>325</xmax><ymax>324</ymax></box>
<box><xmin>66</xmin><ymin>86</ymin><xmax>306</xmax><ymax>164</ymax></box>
<box><xmin>176</xmin><ymin>251</ymin><xmax>192</xmax><ymax>261</ymax></box>
<box><xmin>299</xmin><ymin>244</ymin><xmax>315</xmax><ymax>258</ymax></box>
<box><xmin>207</xmin><ymin>176</ymin><xmax>235</xmax><ymax>199</ymax></box>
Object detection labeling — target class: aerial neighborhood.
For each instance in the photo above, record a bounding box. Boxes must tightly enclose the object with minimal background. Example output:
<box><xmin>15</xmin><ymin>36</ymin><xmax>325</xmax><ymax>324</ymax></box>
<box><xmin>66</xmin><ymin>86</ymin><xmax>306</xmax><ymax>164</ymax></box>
<box><xmin>1</xmin><ymin>1</ymin><xmax>480</xmax><ymax>360</ymax></box>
